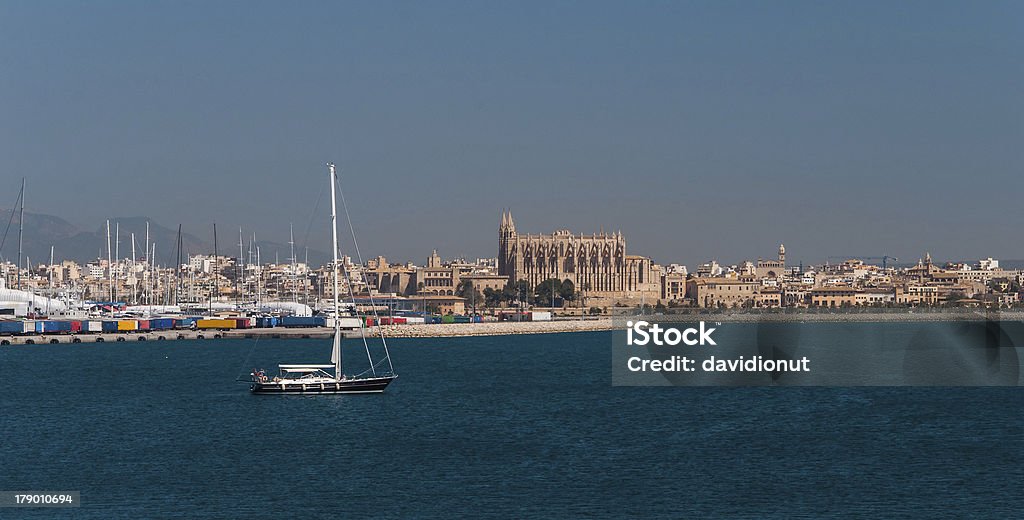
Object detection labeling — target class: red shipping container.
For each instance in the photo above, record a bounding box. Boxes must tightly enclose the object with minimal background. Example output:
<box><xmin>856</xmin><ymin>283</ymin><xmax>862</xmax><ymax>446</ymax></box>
<box><xmin>70</xmin><ymin>320</ymin><xmax>82</xmax><ymax>333</ymax></box>
<box><xmin>137</xmin><ymin>320</ymin><xmax>151</xmax><ymax>331</ymax></box>
<box><xmin>233</xmin><ymin>318</ymin><xmax>251</xmax><ymax>329</ymax></box>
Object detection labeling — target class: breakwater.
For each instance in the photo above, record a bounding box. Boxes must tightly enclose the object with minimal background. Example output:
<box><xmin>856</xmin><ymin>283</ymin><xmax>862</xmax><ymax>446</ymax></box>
<box><xmin>0</xmin><ymin>330</ymin><xmax>220</xmax><ymax>346</ymax></box>
<box><xmin>223</xmin><ymin>319</ymin><xmax>616</xmax><ymax>339</ymax></box>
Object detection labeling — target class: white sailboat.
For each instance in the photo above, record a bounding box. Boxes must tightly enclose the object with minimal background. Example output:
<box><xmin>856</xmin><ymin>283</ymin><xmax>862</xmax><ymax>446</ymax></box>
<box><xmin>249</xmin><ymin>163</ymin><xmax>396</xmax><ymax>394</ymax></box>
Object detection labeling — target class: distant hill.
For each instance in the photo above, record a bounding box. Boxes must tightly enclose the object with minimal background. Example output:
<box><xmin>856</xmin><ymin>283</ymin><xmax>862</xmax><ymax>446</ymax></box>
<box><xmin>0</xmin><ymin>209</ymin><xmax>330</xmax><ymax>267</ymax></box>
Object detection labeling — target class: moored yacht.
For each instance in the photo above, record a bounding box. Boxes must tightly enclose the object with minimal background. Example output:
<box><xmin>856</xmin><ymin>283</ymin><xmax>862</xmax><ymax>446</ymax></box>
<box><xmin>249</xmin><ymin>163</ymin><xmax>396</xmax><ymax>395</ymax></box>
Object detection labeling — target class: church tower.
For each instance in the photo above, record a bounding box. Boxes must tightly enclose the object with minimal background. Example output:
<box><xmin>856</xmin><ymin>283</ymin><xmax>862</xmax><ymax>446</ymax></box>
<box><xmin>498</xmin><ymin>210</ymin><xmax>517</xmax><ymax>279</ymax></box>
<box><xmin>778</xmin><ymin>244</ymin><xmax>785</xmax><ymax>264</ymax></box>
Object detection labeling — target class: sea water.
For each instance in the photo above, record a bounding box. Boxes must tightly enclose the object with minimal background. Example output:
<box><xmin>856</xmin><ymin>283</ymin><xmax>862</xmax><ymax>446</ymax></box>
<box><xmin>0</xmin><ymin>330</ymin><xmax>1021</xmax><ymax>518</ymax></box>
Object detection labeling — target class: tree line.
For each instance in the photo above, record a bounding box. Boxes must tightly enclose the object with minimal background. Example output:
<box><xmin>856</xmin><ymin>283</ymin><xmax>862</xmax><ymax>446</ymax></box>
<box><xmin>455</xmin><ymin>278</ymin><xmax>579</xmax><ymax>308</ymax></box>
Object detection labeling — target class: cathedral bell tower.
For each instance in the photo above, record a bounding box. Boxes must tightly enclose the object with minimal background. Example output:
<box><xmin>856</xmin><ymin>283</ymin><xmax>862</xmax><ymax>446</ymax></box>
<box><xmin>499</xmin><ymin>210</ymin><xmax>517</xmax><ymax>278</ymax></box>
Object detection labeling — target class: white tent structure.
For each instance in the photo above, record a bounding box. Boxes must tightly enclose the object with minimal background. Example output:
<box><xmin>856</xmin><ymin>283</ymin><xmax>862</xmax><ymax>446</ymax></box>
<box><xmin>256</xmin><ymin>301</ymin><xmax>313</xmax><ymax>317</ymax></box>
<box><xmin>0</xmin><ymin>287</ymin><xmax>68</xmax><ymax>314</ymax></box>
<box><xmin>125</xmin><ymin>305</ymin><xmax>183</xmax><ymax>315</ymax></box>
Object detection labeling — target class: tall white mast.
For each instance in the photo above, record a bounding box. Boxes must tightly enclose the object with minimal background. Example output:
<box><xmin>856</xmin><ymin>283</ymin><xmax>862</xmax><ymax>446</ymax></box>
<box><xmin>47</xmin><ymin>245</ymin><xmax>53</xmax><ymax>315</ymax></box>
<box><xmin>329</xmin><ymin>163</ymin><xmax>342</xmax><ymax>378</ymax></box>
<box><xmin>238</xmin><ymin>227</ymin><xmax>245</xmax><ymax>306</ymax></box>
<box><xmin>145</xmin><ymin>222</ymin><xmax>150</xmax><ymax>306</ymax></box>
<box><xmin>252</xmin><ymin>232</ymin><xmax>259</xmax><ymax>306</ymax></box>
<box><xmin>16</xmin><ymin>178</ymin><xmax>25</xmax><ymax>290</ymax></box>
<box><xmin>289</xmin><ymin>222</ymin><xmax>296</xmax><ymax>303</ymax></box>
<box><xmin>131</xmin><ymin>232</ymin><xmax>136</xmax><ymax>305</ymax></box>
<box><xmin>114</xmin><ymin>222</ymin><xmax>120</xmax><ymax>304</ymax></box>
<box><xmin>106</xmin><ymin>220</ymin><xmax>113</xmax><ymax>307</ymax></box>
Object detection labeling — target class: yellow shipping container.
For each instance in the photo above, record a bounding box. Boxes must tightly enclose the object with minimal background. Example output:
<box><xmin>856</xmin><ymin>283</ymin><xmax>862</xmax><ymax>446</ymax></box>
<box><xmin>195</xmin><ymin>319</ymin><xmax>235</xmax><ymax>330</ymax></box>
<box><xmin>117</xmin><ymin>320</ymin><xmax>138</xmax><ymax>331</ymax></box>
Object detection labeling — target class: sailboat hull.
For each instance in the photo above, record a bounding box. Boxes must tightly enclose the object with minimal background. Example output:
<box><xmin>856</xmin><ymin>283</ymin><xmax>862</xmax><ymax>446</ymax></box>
<box><xmin>250</xmin><ymin>375</ymin><xmax>396</xmax><ymax>395</ymax></box>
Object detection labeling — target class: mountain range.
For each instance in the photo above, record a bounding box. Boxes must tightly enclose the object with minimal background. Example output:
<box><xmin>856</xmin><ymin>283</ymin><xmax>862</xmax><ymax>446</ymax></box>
<box><xmin>0</xmin><ymin>209</ymin><xmax>331</xmax><ymax>267</ymax></box>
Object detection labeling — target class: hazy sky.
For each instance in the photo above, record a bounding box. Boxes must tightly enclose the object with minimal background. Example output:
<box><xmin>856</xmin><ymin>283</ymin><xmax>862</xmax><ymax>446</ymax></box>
<box><xmin>2</xmin><ymin>1</ymin><xmax>1021</xmax><ymax>267</ymax></box>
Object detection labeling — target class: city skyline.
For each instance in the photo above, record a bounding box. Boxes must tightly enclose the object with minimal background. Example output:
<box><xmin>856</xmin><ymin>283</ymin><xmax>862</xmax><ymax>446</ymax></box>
<box><xmin>1</xmin><ymin>204</ymin><xmax>1021</xmax><ymax>272</ymax></box>
<box><xmin>2</xmin><ymin>2</ymin><xmax>1022</xmax><ymax>266</ymax></box>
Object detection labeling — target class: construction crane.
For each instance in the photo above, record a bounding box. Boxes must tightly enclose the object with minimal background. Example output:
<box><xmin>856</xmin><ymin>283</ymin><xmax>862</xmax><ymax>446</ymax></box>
<box><xmin>827</xmin><ymin>255</ymin><xmax>899</xmax><ymax>270</ymax></box>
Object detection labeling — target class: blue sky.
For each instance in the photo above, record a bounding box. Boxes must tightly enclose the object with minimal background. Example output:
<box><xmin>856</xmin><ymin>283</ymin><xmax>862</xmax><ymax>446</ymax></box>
<box><xmin>1</xmin><ymin>1</ymin><xmax>1021</xmax><ymax>267</ymax></box>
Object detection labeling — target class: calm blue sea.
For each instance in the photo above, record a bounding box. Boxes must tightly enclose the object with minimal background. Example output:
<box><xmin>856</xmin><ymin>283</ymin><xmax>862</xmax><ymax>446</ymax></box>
<box><xmin>1</xmin><ymin>330</ymin><xmax>1022</xmax><ymax>518</ymax></box>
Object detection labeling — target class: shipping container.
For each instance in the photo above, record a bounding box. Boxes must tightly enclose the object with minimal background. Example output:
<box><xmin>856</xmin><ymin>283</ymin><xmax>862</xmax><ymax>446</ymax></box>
<box><xmin>404</xmin><ymin>317</ymin><xmax>426</xmax><ymax>324</ymax></box>
<box><xmin>86</xmin><ymin>321</ymin><xmax>104</xmax><ymax>333</ymax></box>
<box><xmin>117</xmin><ymin>320</ymin><xmax>138</xmax><ymax>331</ymax></box>
<box><xmin>70</xmin><ymin>320</ymin><xmax>82</xmax><ymax>333</ymax></box>
<box><xmin>41</xmin><ymin>320</ymin><xmax>72</xmax><ymax>333</ymax></box>
<box><xmin>102</xmin><ymin>321</ymin><xmax>119</xmax><ymax>333</ymax></box>
<box><xmin>255</xmin><ymin>317</ymin><xmax>278</xmax><ymax>328</ymax></box>
<box><xmin>174</xmin><ymin>317</ymin><xmax>197</xmax><ymax>329</ymax></box>
<box><xmin>337</xmin><ymin>317</ymin><xmax>362</xmax><ymax>329</ymax></box>
<box><xmin>33</xmin><ymin>321</ymin><xmax>45</xmax><ymax>333</ymax></box>
<box><xmin>453</xmin><ymin>316</ymin><xmax>471</xmax><ymax>324</ymax></box>
<box><xmin>281</xmin><ymin>316</ymin><xmax>325</xmax><ymax>328</ymax></box>
<box><xmin>498</xmin><ymin>311</ymin><xmax>531</xmax><ymax>322</ymax></box>
<box><xmin>150</xmin><ymin>318</ymin><xmax>175</xmax><ymax>330</ymax></box>
<box><xmin>529</xmin><ymin>311</ymin><xmax>552</xmax><ymax>321</ymax></box>
<box><xmin>0</xmin><ymin>321</ymin><xmax>22</xmax><ymax>334</ymax></box>
<box><xmin>195</xmin><ymin>319</ymin><xmax>236</xmax><ymax>330</ymax></box>
<box><xmin>232</xmin><ymin>318</ymin><xmax>252</xmax><ymax>329</ymax></box>
<box><xmin>136</xmin><ymin>320</ymin><xmax>150</xmax><ymax>331</ymax></box>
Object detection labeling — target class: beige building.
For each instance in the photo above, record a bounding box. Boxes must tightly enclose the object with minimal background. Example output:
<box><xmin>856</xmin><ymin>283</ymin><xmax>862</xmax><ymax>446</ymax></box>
<box><xmin>754</xmin><ymin>244</ymin><xmax>786</xmax><ymax>279</ymax></box>
<box><xmin>896</xmin><ymin>285</ymin><xmax>940</xmax><ymax>305</ymax></box>
<box><xmin>414</xmin><ymin>251</ymin><xmax>477</xmax><ymax>296</ymax></box>
<box><xmin>810</xmin><ymin>286</ymin><xmax>860</xmax><ymax>307</ymax></box>
<box><xmin>363</xmin><ymin>260</ymin><xmax>417</xmax><ymax>295</ymax></box>
<box><xmin>409</xmin><ymin>295</ymin><xmax>466</xmax><ymax>315</ymax></box>
<box><xmin>686</xmin><ymin>278</ymin><xmax>758</xmax><ymax>308</ymax></box>
<box><xmin>757</xmin><ymin>288</ymin><xmax>782</xmax><ymax>308</ymax></box>
<box><xmin>462</xmin><ymin>274</ymin><xmax>509</xmax><ymax>295</ymax></box>
<box><xmin>661</xmin><ymin>272</ymin><xmax>687</xmax><ymax>302</ymax></box>
<box><xmin>856</xmin><ymin>288</ymin><xmax>895</xmax><ymax>306</ymax></box>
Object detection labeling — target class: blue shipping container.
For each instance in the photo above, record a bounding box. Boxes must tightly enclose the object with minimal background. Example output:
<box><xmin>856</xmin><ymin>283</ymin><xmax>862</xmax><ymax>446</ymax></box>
<box><xmin>0</xmin><ymin>321</ymin><xmax>23</xmax><ymax>334</ymax></box>
<box><xmin>150</xmin><ymin>318</ymin><xmax>175</xmax><ymax>330</ymax></box>
<box><xmin>102</xmin><ymin>321</ymin><xmax>119</xmax><ymax>332</ymax></box>
<box><xmin>42</xmin><ymin>321</ymin><xmax>72</xmax><ymax>333</ymax></box>
<box><xmin>256</xmin><ymin>317</ymin><xmax>280</xmax><ymax>328</ymax></box>
<box><xmin>281</xmin><ymin>316</ymin><xmax>325</xmax><ymax>328</ymax></box>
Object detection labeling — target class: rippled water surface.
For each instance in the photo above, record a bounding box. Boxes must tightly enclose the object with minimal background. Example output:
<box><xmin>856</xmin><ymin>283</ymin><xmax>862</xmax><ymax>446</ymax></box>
<box><xmin>1</xmin><ymin>331</ymin><xmax>1022</xmax><ymax>518</ymax></box>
